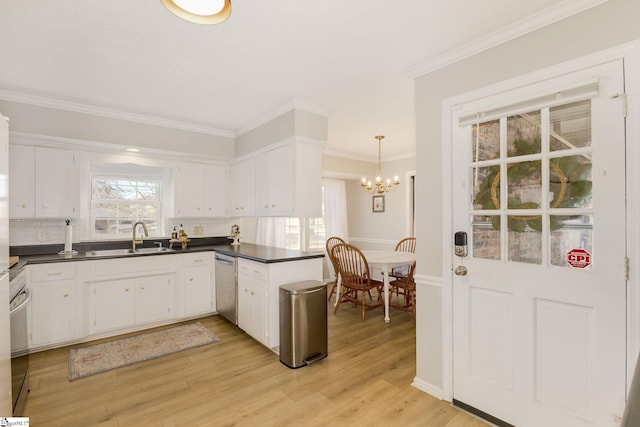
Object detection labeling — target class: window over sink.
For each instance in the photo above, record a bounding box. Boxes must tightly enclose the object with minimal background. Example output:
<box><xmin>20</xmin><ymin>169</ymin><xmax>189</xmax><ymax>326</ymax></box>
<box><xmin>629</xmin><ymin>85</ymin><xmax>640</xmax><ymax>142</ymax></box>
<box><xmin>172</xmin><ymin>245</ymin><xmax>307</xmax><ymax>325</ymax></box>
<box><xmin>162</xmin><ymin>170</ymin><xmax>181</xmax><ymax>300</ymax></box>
<box><xmin>90</xmin><ymin>163</ymin><xmax>167</xmax><ymax>239</ymax></box>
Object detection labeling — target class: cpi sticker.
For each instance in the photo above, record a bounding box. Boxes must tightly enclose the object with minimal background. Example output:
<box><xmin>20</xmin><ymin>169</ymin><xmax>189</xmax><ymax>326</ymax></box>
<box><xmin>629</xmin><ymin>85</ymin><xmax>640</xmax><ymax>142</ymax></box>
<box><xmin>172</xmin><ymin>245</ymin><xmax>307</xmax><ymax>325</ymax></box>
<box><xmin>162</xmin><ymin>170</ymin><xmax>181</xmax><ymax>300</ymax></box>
<box><xmin>566</xmin><ymin>248</ymin><xmax>592</xmax><ymax>269</ymax></box>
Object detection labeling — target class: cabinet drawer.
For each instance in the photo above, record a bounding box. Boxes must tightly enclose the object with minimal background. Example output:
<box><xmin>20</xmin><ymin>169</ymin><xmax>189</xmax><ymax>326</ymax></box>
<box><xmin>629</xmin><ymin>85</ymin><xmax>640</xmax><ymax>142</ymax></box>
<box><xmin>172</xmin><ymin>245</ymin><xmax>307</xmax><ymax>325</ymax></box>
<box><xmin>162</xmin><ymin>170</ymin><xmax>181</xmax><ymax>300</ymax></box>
<box><xmin>31</xmin><ymin>263</ymin><xmax>76</xmax><ymax>282</ymax></box>
<box><xmin>238</xmin><ymin>260</ymin><xmax>267</xmax><ymax>281</ymax></box>
<box><xmin>182</xmin><ymin>252</ymin><xmax>211</xmax><ymax>267</ymax></box>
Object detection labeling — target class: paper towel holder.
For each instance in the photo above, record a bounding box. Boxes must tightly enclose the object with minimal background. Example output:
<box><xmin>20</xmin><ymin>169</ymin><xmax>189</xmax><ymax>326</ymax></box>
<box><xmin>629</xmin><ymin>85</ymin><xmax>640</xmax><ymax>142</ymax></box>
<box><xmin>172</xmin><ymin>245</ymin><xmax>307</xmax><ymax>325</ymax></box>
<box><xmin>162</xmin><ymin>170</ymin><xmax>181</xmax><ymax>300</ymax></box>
<box><xmin>58</xmin><ymin>219</ymin><xmax>78</xmax><ymax>256</ymax></box>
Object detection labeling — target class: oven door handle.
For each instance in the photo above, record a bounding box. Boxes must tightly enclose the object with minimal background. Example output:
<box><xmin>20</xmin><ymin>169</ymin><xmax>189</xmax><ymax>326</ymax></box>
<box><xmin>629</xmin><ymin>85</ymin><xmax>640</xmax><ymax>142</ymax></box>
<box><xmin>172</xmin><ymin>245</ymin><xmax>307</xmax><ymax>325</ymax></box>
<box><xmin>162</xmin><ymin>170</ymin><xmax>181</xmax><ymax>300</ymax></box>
<box><xmin>10</xmin><ymin>288</ymin><xmax>31</xmax><ymax>315</ymax></box>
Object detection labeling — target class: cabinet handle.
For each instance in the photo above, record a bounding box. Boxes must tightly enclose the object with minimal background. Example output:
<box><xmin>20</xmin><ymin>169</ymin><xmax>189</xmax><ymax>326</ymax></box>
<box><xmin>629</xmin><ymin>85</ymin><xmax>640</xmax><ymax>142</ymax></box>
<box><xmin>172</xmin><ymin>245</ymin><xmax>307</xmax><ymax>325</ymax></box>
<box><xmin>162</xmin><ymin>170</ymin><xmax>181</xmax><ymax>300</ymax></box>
<box><xmin>140</xmin><ymin>286</ymin><xmax>145</xmax><ymax>290</ymax></box>
<box><xmin>251</xmin><ymin>291</ymin><xmax>255</xmax><ymax>296</ymax></box>
<box><xmin>47</xmin><ymin>272</ymin><xmax>62</xmax><ymax>276</ymax></box>
<box><xmin>63</xmin><ymin>293</ymin><xmax>69</xmax><ymax>298</ymax></box>
<box><xmin>124</xmin><ymin>288</ymin><xmax>130</xmax><ymax>292</ymax></box>
<box><xmin>189</xmin><ymin>278</ymin><xmax>194</xmax><ymax>282</ymax></box>
<box><xmin>21</xmin><ymin>203</ymin><xmax>26</xmax><ymax>208</ymax></box>
<box><xmin>272</xmin><ymin>204</ymin><xmax>276</xmax><ymax>208</ymax></box>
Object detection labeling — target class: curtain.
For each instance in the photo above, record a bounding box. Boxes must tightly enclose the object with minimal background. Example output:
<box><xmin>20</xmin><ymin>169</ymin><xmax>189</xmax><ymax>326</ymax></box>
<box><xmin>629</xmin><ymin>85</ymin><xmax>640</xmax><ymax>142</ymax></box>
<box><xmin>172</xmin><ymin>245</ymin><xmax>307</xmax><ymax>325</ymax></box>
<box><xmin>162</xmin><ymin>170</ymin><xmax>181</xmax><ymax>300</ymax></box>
<box><xmin>322</xmin><ymin>178</ymin><xmax>349</xmax><ymax>278</ymax></box>
<box><xmin>255</xmin><ymin>217</ymin><xmax>287</xmax><ymax>248</ymax></box>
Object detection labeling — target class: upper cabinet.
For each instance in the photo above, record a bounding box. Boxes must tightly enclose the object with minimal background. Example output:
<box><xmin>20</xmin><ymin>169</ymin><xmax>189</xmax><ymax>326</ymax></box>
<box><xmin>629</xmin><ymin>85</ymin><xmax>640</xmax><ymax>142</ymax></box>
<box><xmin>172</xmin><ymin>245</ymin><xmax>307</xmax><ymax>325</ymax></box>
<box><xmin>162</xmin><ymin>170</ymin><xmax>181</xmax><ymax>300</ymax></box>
<box><xmin>229</xmin><ymin>157</ymin><xmax>256</xmax><ymax>217</ymax></box>
<box><xmin>235</xmin><ymin>141</ymin><xmax>322</xmax><ymax>218</ymax></box>
<box><xmin>174</xmin><ymin>162</ymin><xmax>227</xmax><ymax>218</ymax></box>
<box><xmin>10</xmin><ymin>145</ymin><xmax>78</xmax><ymax>218</ymax></box>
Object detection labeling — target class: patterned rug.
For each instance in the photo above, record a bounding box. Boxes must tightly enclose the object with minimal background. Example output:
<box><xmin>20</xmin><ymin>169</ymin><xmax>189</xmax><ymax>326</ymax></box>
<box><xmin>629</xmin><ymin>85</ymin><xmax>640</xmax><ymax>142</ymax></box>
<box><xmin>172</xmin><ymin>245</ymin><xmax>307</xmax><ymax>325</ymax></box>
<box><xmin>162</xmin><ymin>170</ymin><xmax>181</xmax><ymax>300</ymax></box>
<box><xmin>69</xmin><ymin>322</ymin><xmax>219</xmax><ymax>381</ymax></box>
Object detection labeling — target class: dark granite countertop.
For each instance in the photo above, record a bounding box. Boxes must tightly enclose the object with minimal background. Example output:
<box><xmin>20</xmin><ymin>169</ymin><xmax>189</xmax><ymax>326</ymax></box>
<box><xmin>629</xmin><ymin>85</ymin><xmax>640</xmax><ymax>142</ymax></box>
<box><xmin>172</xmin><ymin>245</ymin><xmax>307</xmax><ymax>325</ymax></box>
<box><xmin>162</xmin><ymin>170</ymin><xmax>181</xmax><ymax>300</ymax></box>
<box><xmin>9</xmin><ymin>238</ymin><xmax>324</xmax><ymax>273</ymax></box>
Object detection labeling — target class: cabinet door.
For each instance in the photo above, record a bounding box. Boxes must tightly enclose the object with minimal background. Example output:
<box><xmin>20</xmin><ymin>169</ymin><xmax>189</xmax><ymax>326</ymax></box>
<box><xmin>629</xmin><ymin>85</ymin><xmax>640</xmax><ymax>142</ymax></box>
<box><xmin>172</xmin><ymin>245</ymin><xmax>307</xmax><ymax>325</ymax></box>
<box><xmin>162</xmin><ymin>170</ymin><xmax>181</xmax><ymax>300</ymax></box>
<box><xmin>9</xmin><ymin>145</ymin><xmax>35</xmax><ymax>218</ymax></box>
<box><xmin>174</xmin><ymin>163</ymin><xmax>204</xmax><ymax>217</ymax></box>
<box><xmin>35</xmin><ymin>147</ymin><xmax>77</xmax><ymax>217</ymax></box>
<box><xmin>184</xmin><ymin>265</ymin><xmax>213</xmax><ymax>316</ymax></box>
<box><xmin>229</xmin><ymin>158</ymin><xmax>255</xmax><ymax>216</ymax></box>
<box><xmin>30</xmin><ymin>281</ymin><xmax>76</xmax><ymax>346</ymax></box>
<box><xmin>237</xmin><ymin>278</ymin><xmax>267</xmax><ymax>345</ymax></box>
<box><xmin>135</xmin><ymin>276</ymin><xmax>171</xmax><ymax>324</ymax></box>
<box><xmin>255</xmin><ymin>145</ymin><xmax>294</xmax><ymax>216</ymax></box>
<box><xmin>94</xmin><ymin>279</ymin><xmax>135</xmax><ymax>333</ymax></box>
<box><xmin>203</xmin><ymin>165</ymin><xmax>227</xmax><ymax>217</ymax></box>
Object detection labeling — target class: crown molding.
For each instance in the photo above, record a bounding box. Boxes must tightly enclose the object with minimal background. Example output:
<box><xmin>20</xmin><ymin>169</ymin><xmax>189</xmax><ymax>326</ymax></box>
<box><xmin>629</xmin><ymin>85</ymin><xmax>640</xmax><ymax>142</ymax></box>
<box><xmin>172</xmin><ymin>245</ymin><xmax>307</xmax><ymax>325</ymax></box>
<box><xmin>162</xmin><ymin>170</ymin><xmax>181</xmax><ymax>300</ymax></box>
<box><xmin>406</xmin><ymin>0</ymin><xmax>610</xmax><ymax>79</ymax></box>
<box><xmin>9</xmin><ymin>131</ymin><xmax>231</xmax><ymax>164</ymax></box>
<box><xmin>322</xmin><ymin>146</ymin><xmax>415</xmax><ymax>163</ymax></box>
<box><xmin>235</xmin><ymin>98</ymin><xmax>333</xmax><ymax>137</ymax></box>
<box><xmin>0</xmin><ymin>89</ymin><xmax>235</xmax><ymax>138</ymax></box>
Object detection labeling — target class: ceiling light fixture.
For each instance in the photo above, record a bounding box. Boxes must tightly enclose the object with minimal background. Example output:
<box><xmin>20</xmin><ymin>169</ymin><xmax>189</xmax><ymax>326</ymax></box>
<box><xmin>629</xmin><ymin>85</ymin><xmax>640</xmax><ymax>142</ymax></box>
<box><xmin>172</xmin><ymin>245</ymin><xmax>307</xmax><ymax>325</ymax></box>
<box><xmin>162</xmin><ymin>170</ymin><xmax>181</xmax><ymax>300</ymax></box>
<box><xmin>361</xmin><ymin>135</ymin><xmax>400</xmax><ymax>195</ymax></box>
<box><xmin>161</xmin><ymin>0</ymin><xmax>231</xmax><ymax>25</ymax></box>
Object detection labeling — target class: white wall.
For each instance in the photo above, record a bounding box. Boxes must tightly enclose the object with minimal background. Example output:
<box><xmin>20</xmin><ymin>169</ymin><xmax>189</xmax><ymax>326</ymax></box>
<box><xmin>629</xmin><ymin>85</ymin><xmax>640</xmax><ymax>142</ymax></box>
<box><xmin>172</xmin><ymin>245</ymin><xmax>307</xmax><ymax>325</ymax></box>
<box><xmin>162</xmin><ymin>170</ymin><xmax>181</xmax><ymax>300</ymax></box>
<box><xmin>413</xmin><ymin>0</ymin><xmax>640</xmax><ymax>395</ymax></box>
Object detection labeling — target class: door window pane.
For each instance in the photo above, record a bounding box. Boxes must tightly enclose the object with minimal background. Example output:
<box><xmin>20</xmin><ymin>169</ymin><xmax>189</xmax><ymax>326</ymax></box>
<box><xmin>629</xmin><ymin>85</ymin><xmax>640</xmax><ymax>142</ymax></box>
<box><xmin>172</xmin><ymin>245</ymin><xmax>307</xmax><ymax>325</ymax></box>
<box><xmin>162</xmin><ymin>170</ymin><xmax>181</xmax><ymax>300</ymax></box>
<box><xmin>550</xmin><ymin>100</ymin><xmax>591</xmax><ymax>151</ymax></box>
<box><xmin>550</xmin><ymin>155</ymin><xmax>592</xmax><ymax>209</ymax></box>
<box><xmin>472</xmin><ymin>119</ymin><xmax>500</xmax><ymax>161</ymax></box>
<box><xmin>507</xmin><ymin>161</ymin><xmax>541</xmax><ymax>209</ymax></box>
<box><xmin>508</xmin><ymin>215</ymin><xmax>542</xmax><ymax>264</ymax></box>
<box><xmin>508</xmin><ymin>110</ymin><xmax>541</xmax><ymax>157</ymax></box>
<box><xmin>550</xmin><ymin>215</ymin><xmax>593</xmax><ymax>267</ymax></box>
<box><xmin>472</xmin><ymin>166</ymin><xmax>500</xmax><ymax>210</ymax></box>
<box><xmin>472</xmin><ymin>215</ymin><xmax>501</xmax><ymax>260</ymax></box>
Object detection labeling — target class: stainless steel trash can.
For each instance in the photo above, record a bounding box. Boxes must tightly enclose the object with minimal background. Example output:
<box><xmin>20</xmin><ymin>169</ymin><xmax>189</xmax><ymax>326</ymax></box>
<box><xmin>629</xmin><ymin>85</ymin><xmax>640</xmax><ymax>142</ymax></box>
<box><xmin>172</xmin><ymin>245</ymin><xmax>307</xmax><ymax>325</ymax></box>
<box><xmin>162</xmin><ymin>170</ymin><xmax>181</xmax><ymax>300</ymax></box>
<box><xmin>279</xmin><ymin>280</ymin><xmax>328</xmax><ymax>369</ymax></box>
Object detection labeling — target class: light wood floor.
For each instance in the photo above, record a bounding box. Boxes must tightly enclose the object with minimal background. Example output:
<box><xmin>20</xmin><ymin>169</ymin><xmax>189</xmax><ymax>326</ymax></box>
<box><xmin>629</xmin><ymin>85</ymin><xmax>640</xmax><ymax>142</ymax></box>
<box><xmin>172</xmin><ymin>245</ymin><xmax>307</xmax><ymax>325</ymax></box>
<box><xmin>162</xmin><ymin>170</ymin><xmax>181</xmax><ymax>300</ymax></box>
<box><xmin>22</xmin><ymin>298</ymin><xmax>488</xmax><ymax>426</ymax></box>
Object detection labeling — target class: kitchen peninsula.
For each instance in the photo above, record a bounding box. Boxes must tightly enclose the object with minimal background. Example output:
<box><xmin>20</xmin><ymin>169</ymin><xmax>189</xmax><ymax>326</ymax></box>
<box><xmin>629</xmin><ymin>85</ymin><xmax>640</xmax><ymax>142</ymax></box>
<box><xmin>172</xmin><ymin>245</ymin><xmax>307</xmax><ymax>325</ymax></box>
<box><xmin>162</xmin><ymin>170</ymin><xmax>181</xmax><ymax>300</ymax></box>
<box><xmin>10</xmin><ymin>239</ymin><xmax>324</xmax><ymax>354</ymax></box>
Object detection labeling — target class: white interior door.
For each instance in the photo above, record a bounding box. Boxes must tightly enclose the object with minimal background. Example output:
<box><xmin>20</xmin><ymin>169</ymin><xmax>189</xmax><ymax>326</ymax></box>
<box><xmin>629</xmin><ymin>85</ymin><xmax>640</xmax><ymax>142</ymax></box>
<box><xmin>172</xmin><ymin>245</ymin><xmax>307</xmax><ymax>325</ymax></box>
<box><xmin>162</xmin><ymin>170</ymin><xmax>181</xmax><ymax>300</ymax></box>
<box><xmin>451</xmin><ymin>60</ymin><xmax>627</xmax><ymax>427</ymax></box>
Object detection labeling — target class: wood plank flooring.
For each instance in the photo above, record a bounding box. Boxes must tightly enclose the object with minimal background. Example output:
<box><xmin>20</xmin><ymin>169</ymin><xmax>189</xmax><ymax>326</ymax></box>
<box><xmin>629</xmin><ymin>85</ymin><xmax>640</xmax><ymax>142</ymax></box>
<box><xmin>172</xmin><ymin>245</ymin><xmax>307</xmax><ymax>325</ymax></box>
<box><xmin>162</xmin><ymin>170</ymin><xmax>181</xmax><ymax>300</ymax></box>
<box><xmin>22</xmin><ymin>299</ymin><xmax>488</xmax><ymax>426</ymax></box>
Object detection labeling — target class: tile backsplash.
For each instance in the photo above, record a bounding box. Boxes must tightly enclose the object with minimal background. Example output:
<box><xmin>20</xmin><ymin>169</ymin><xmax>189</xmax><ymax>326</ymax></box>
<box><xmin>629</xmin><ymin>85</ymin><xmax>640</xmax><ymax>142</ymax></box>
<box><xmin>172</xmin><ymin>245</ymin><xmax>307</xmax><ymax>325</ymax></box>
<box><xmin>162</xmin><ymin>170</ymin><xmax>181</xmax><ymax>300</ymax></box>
<box><xmin>9</xmin><ymin>218</ymin><xmax>238</xmax><ymax>246</ymax></box>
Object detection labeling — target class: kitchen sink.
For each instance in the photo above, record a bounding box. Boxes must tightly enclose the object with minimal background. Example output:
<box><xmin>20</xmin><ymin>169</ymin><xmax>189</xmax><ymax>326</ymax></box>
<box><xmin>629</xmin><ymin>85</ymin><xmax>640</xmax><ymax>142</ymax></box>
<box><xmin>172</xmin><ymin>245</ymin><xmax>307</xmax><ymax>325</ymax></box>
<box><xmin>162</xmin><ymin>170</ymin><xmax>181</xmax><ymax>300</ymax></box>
<box><xmin>86</xmin><ymin>247</ymin><xmax>175</xmax><ymax>257</ymax></box>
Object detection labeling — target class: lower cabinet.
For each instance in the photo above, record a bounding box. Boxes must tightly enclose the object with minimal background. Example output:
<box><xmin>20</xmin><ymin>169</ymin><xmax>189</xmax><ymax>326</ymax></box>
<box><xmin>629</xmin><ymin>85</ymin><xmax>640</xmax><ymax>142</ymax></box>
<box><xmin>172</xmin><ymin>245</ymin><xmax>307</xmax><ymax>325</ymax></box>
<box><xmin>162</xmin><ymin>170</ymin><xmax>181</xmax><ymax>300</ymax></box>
<box><xmin>28</xmin><ymin>262</ymin><xmax>78</xmax><ymax>348</ymax></box>
<box><xmin>91</xmin><ymin>275</ymin><xmax>172</xmax><ymax>335</ymax></box>
<box><xmin>236</xmin><ymin>257</ymin><xmax>323</xmax><ymax>350</ymax></box>
<box><xmin>182</xmin><ymin>253</ymin><xmax>214</xmax><ymax>317</ymax></box>
<box><xmin>30</xmin><ymin>279</ymin><xmax>77</xmax><ymax>347</ymax></box>
<box><xmin>237</xmin><ymin>273</ymin><xmax>267</xmax><ymax>346</ymax></box>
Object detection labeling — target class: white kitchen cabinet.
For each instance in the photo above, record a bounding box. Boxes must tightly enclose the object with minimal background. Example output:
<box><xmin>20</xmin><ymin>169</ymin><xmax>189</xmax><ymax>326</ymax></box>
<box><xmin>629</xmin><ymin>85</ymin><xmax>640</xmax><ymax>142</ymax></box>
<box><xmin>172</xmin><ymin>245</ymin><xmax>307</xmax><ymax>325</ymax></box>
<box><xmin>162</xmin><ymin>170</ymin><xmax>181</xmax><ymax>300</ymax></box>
<box><xmin>9</xmin><ymin>145</ymin><xmax>35</xmax><ymax>217</ymax></box>
<box><xmin>28</xmin><ymin>263</ymin><xmax>78</xmax><ymax>347</ymax></box>
<box><xmin>254</xmin><ymin>141</ymin><xmax>322</xmax><ymax>217</ymax></box>
<box><xmin>229</xmin><ymin>157</ymin><xmax>255</xmax><ymax>216</ymax></box>
<box><xmin>93</xmin><ymin>279</ymin><xmax>135</xmax><ymax>333</ymax></box>
<box><xmin>135</xmin><ymin>276</ymin><xmax>172</xmax><ymax>324</ymax></box>
<box><xmin>182</xmin><ymin>253</ymin><xmax>214</xmax><ymax>317</ymax></box>
<box><xmin>9</xmin><ymin>145</ymin><xmax>78</xmax><ymax>218</ymax></box>
<box><xmin>237</xmin><ymin>257</ymin><xmax>323</xmax><ymax>349</ymax></box>
<box><xmin>91</xmin><ymin>275</ymin><xmax>172</xmax><ymax>334</ymax></box>
<box><xmin>237</xmin><ymin>259</ymin><xmax>267</xmax><ymax>346</ymax></box>
<box><xmin>174</xmin><ymin>162</ymin><xmax>227</xmax><ymax>217</ymax></box>
<box><xmin>255</xmin><ymin>145</ymin><xmax>294</xmax><ymax>217</ymax></box>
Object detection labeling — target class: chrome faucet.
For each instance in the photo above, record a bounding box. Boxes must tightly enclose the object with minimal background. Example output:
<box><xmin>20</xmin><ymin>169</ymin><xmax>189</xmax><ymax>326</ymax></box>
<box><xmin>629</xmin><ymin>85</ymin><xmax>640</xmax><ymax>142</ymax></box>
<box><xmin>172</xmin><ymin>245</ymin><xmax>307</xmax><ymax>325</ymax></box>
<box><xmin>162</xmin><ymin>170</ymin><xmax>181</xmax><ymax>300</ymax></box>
<box><xmin>132</xmin><ymin>221</ymin><xmax>148</xmax><ymax>251</ymax></box>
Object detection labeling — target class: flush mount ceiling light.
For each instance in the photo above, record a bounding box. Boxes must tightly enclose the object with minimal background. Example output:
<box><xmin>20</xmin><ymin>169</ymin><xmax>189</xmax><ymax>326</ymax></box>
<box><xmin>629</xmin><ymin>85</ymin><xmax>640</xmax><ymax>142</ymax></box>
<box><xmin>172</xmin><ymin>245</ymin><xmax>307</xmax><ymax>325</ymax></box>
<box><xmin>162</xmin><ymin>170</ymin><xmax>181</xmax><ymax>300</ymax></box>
<box><xmin>161</xmin><ymin>0</ymin><xmax>231</xmax><ymax>25</ymax></box>
<box><xmin>361</xmin><ymin>136</ymin><xmax>400</xmax><ymax>195</ymax></box>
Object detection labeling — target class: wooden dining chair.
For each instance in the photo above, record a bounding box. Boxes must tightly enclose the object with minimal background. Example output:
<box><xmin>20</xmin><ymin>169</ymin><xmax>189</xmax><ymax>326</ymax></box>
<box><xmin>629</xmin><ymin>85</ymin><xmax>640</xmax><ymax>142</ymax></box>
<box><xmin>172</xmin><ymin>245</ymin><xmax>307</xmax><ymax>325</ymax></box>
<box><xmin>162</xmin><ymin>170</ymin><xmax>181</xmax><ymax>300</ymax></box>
<box><xmin>325</xmin><ymin>236</ymin><xmax>346</xmax><ymax>302</ymax></box>
<box><xmin>389</xmin><ymin>237</ymin><xmax>416</xmax><ymax>317</ymax></box>
<box><xmin>331</xmin><ymin>243</ymin><xmax>383</xmax><ymax>321</ymax></box>
<box><xmin>389</xmin><ymin>260</ymin><xmax>416</xmax><ymax>317</ymax></box>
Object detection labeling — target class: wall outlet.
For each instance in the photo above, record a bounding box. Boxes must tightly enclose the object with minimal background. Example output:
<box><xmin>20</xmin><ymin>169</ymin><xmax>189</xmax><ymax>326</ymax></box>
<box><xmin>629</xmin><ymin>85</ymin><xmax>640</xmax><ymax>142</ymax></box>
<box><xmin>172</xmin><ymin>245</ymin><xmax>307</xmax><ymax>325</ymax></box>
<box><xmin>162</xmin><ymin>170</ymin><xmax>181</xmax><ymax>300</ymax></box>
<box><xmin>193</xmin><ymin>226</ymin><xmax>203</xmax><ymax>236</ymax></box>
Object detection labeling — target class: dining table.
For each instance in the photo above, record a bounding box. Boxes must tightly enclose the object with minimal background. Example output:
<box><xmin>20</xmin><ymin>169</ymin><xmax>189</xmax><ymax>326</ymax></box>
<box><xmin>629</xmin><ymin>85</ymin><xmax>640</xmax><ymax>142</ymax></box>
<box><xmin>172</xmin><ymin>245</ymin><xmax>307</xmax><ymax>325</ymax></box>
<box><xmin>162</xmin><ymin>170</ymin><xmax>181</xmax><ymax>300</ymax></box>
<box><xmin>333</xmin><ymin>249</ymin><xmax>416</xmax><ymax>322</ymax></box>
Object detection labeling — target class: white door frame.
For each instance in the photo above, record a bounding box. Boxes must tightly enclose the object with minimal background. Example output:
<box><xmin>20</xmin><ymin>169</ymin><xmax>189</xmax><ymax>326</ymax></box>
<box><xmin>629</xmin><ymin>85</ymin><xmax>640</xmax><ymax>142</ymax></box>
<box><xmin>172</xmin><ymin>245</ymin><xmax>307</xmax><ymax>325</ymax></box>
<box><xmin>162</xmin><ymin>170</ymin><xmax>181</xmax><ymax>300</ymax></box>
<box><xmin>441</xmin><ymin>40</ymin><xmax>640</xmax><ymax>403</ymax></box>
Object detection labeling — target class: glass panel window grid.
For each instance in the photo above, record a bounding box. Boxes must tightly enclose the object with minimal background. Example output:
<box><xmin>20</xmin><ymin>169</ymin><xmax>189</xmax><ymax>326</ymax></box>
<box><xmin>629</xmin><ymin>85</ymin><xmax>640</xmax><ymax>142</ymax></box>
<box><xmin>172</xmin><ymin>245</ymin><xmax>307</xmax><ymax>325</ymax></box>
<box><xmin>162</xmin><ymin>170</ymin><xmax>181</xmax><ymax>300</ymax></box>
<box><xmin>283</xmin><ymin>217</ymin><xmax>326</xmax><ymax>251</ymax></box>
<box><xmin>468</xmin><ymin>100</ymin><xmax>593</xmax><ymax>267</ymax></box>
<box><xmin>91</xmin><ymin>177</ymin><xmax>161</xmax><ymax>238</ymax></box>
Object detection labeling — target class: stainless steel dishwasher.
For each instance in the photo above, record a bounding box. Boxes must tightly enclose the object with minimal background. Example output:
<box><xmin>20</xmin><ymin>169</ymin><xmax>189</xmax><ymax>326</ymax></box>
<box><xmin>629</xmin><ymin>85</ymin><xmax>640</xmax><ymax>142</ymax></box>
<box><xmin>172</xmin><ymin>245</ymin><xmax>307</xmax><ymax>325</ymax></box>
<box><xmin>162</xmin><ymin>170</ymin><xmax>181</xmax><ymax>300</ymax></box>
<box><xmin>214</xmin><ymin>253</ymin><xmax>237</xmax><ymax>324</ymax></box>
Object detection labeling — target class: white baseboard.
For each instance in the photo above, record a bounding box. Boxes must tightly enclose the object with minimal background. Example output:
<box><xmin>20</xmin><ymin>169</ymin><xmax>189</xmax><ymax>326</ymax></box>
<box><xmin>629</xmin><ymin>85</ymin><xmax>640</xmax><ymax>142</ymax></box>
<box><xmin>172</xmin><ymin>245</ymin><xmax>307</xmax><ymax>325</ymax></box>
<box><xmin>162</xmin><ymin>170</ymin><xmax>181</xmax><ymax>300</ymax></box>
<box><xmin>412</xmin><ymin>377</ymin><xmax>445</xmax><ymax>400</ymax></box>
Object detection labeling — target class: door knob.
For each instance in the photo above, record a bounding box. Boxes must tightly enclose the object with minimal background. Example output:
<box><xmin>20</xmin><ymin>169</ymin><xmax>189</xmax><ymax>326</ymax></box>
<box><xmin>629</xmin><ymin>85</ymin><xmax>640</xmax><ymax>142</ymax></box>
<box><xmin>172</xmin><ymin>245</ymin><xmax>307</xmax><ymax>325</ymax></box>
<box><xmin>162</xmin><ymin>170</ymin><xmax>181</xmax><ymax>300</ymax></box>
<box><xmin>454</xmin><ymin>265</ymin><xmax>468</xmax><ymax>276</ymax></box>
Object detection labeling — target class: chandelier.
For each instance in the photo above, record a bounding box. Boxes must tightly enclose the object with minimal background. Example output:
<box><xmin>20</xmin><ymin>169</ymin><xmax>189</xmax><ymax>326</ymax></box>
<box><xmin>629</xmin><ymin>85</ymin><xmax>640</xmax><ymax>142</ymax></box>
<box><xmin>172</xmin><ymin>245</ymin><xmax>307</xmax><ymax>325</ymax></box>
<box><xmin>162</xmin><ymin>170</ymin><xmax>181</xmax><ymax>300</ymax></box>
<box><xmin>361</xmin><ymin>135</ymin><xmax>400</xmax><ymax>195</ymax></box>
<box><xmin>161</xmin><ymin>0</ymin><xmax>231</xmax><ymax>25</ymax></box>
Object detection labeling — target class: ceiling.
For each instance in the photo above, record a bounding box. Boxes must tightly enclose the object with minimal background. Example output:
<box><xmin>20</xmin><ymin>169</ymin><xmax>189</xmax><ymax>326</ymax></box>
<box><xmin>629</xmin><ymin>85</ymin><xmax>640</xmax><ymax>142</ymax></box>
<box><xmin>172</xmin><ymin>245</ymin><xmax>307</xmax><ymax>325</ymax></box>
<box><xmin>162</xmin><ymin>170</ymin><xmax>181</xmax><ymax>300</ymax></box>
<box><xmin>0</xmin><ymin>0</ymin><xmax>593</xmax><ymax>161</ymax></box>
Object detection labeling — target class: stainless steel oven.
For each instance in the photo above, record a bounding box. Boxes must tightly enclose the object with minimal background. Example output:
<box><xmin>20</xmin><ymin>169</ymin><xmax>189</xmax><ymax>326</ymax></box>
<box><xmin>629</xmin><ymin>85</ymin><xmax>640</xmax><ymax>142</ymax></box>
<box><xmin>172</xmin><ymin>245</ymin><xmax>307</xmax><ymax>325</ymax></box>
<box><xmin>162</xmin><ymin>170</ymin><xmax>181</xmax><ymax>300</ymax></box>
<box><xmin>9</xmin><ymin>271</ymin><xmax>29</xmax><ymax>416</ymax></box>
